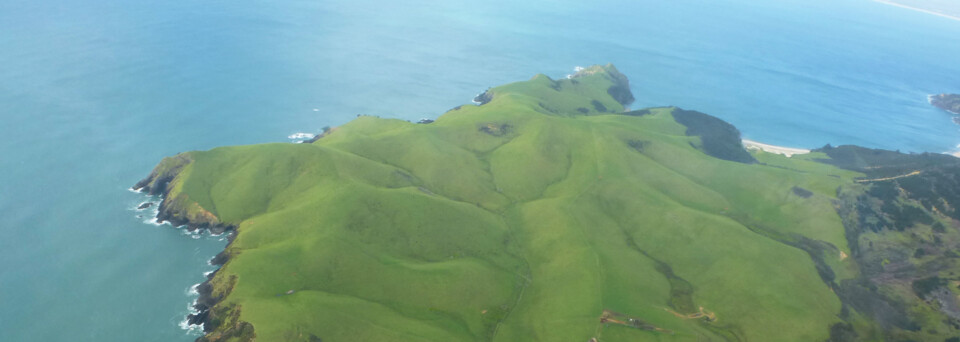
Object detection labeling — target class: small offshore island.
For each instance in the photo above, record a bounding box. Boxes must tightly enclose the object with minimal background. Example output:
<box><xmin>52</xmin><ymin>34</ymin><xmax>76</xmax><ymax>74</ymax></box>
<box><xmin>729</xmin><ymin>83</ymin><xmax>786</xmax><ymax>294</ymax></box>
<box><xmin>931</xmin><ymin>93</ymin><xmax>960</xmax><ymax>115</ymax></box>
<box><xmin>138</xmin><ymin>65</ymin><xmax>960</xmax><ymax>342</ymax></box>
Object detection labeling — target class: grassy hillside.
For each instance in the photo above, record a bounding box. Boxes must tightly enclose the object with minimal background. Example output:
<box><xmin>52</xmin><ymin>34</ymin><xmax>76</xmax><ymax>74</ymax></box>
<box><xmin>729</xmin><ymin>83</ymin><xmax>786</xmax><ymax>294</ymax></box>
<box><xmin>138</xmin><ymin>65</ymin><xmax>960</xmax><ymax>341</ymax></box>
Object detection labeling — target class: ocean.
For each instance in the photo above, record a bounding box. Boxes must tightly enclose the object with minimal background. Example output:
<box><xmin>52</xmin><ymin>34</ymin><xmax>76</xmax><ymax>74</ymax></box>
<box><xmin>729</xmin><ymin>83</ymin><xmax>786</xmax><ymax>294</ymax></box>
<box><xmin>1</xmin><ymin>0</ymin><xmax>958</xmax><ymax>340</ymax></box>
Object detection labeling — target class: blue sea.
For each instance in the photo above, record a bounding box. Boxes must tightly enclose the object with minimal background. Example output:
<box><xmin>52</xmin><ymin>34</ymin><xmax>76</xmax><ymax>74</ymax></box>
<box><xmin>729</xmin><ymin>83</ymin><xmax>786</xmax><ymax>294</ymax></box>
<box><xmin>1</xmin><ymin>0</ymin><xmax>959</xmax><ymax>340</ymax></box>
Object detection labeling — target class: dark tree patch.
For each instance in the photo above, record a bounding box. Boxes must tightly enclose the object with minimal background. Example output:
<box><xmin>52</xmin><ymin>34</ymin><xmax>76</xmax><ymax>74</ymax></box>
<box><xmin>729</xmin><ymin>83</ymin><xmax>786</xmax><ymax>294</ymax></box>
<box><xmin>672</xmin><ymin>108</ymin><xmax>756</xmax><ymax>164</ymax></box>
<box><xmin>605</xmin><ymin>69</ymin><xmax>635</xmax><ymax>106</ymax></box>
<box><xmin>479</xmin><ymin>123</ymin><xmax>512</xmax><ymax>137</ymax></box>
<box><xmin>913</xmin><ymin>276</ymin><xmax>947</xmax><ymax>298</ymax></box>
<box><xmin>538</xmin><ymin>102</ymin><xmax>559</xmax><ymax>114</ymax></box>
<box><xmin>827</xmin><ymin>322</ymin><xmax>858</xmax><ymax>342</ymax></box>
<box><xmin>591</xmin><ymin>100</ymin><xmax>608</xmax><ymax>113</ymax></box>
<box><xmin>626</xmin><ymin>140</ymin><xmax>648</xmax><ymax>153</ymax></box>
<box><xmin>792</xmin><ymin>186</ymin><xmax>813</xmax><ymax>198</ymax></box>
<box><xmin>622</xmin><ymin>109</ymin><xmax>653</xmax><ymax>117</ymax></box>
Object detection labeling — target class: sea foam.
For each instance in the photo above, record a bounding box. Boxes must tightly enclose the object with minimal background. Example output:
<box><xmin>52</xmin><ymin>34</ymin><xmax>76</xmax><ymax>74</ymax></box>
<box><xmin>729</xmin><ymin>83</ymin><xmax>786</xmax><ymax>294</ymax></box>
<box><xmin>178</xmin><ymin>299</ymin><xmax>204</xmax><ymax>335</ymax></box>
<box><xmin>288</xmin><ymin>132</ymin><xmax>315</xmax><ymax>140</ymax></box>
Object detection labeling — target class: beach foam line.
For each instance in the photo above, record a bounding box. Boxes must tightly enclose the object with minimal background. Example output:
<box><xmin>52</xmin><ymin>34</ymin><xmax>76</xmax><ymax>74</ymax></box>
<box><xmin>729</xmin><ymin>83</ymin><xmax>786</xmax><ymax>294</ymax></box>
<box><xmin>742</xmin><ymin>139</ymin><xmax>811</xmax><ymax>158</ymax></box>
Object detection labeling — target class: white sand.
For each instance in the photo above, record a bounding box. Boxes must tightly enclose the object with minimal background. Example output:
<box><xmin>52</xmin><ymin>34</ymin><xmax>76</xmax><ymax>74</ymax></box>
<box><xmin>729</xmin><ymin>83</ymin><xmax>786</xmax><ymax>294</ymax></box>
<box><xmin>742</xmin><ymin>139</ymin><xmax>811</xmax><ymax>158</ymax></box>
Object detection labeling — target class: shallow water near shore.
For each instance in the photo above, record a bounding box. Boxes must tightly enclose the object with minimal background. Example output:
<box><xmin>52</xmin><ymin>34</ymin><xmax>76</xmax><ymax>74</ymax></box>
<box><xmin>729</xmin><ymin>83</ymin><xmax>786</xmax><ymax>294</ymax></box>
<box><xmin>1</xmin><ymin>0</ymin><xmax>959</xmax><ymax>340</ymax></box>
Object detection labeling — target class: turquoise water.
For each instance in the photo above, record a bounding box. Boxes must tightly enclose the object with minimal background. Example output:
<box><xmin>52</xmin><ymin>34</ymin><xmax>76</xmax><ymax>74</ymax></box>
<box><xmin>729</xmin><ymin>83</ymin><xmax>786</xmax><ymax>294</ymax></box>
<box><xmin>1</xmin><ymin>0</ymin><xmax>959</xmax><ymax>340</ymax></box>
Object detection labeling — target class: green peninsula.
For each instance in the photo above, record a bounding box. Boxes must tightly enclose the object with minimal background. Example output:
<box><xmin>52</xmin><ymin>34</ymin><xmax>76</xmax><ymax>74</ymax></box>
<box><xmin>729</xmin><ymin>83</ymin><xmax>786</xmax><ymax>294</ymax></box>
<box><xmin>137</xmin><ymin>65</ymin><xmax>960</xmax><ymax>341</ymax></box>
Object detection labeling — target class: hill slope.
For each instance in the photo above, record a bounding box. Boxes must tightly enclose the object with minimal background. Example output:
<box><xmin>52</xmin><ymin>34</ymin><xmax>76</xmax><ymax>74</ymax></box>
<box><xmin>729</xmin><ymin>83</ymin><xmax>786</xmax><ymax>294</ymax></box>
<box><xmin>137</xmin><ymin>65</ymin><xmax>960</xmax><ymax>341</ymax></box>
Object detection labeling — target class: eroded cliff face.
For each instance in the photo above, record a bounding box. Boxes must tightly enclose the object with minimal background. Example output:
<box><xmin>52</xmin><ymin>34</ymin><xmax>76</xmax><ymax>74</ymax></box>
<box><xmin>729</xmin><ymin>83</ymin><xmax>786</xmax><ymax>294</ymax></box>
<box><xmin>134</xmin><ymin>154</ymin><xmax>248</xmax><ymax>341</ymax></box>
<box><xmin>133</xmin><ymin>154</ymin><xmax>231</xmax><ymax>234</ymax></box>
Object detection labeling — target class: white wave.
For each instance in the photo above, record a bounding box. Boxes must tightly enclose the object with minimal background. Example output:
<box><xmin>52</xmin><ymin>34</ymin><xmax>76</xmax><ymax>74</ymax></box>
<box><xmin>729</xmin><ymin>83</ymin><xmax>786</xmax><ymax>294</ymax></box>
<box><xmin>288</xmin><ymin>132</ymin><xmax>316</xmax><ymax>140</ymax></box>
<box><xmin>566</xmin><ymin>65</ymin><xmax>585</xmax><ymax>79</ymax></box>
<box><xmin>177</xmin><ymin>298</ymin><xmax>204</xmax><ymax>335</ymax></box>
<box><xmin>179</xmin><ymin>318</ymin><xmax>204</xmax><ymax>335</ymax></box>
<box><xmin>203</xmin><ymin>270</ymin><xmax>215</xmax><ymax>277</ymax></box>
<box><xmin>143</xmin><ymin>217</ymin><xmax>164</xmax><ymax>226</ymax></box>
<box><xmin>186</xmin><ymin>283</ymin><xmax>200</xmax><ymax>296</ymax></box>
<box><xmin>312</xmin><ymin>108</ymin><xmax>319</xmax><ymax>112</ymax></box>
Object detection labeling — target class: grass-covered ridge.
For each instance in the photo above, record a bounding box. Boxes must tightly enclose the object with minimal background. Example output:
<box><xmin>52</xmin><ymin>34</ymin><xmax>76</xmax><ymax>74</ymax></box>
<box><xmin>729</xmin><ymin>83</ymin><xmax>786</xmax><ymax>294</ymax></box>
<box><xmin>137</xmin><ymin>65</ymin><xmax>960</xmax><ymax>341</ymax></box>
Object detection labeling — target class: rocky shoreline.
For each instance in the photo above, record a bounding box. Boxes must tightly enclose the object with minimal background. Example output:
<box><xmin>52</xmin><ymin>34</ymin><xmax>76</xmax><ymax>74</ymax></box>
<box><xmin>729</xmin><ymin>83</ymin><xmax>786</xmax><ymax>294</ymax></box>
<box><xmin>132</xmin><ymin>155</ymin><xmax>244</xmax><ymax>341</ymax></box>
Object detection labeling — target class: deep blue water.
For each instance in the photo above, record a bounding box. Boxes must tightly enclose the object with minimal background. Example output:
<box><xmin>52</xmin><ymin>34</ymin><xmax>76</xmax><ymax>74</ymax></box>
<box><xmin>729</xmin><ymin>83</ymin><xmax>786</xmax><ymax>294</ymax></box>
<box><xmin>1</xmin><ymin>0</ymin><xmax>959</xmax><ymax>340</ymax></box>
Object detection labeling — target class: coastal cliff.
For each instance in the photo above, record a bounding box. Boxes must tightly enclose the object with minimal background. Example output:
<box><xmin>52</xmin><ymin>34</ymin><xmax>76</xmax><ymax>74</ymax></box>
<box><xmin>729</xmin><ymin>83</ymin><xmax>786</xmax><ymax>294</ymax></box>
<box><xmin>139</xmin><ymin>65</ymin><xmax>960</xmax><ymax>342</ymax></box>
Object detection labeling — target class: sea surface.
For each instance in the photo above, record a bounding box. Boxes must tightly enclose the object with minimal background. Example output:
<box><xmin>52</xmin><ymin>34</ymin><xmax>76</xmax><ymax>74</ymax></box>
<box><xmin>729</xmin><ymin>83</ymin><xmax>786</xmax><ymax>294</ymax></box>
<box><xmin>1</xmin><ymin>0</ymin><xmax>959</xmax><ymax>340</ymax></box>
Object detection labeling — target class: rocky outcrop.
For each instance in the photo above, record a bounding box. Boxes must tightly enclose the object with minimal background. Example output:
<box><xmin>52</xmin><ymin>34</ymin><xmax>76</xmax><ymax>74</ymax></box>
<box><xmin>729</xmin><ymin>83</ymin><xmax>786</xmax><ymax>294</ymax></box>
<box><xmin>132</xmin><ymin>154</ymin><xmax>191</xmax><ymax>196</ymax></box>
<box><xmin>571</xmin><ymin>64</ymin><xmax>634</xmax><ymax>106</ymax></box>
<box><xmin>133</xmin><ymin>154</ymin><xmax>234</xmax><ymax>234</ymax></box>
<box><xmin>473</xmin><ymin>89</ymin><xmax>493</xmax><ymax>105</ymax></box>
<box><xmin>189</xmin><ymin>243</ymin><xmax>253</xmax><ymax>342</ymax></box>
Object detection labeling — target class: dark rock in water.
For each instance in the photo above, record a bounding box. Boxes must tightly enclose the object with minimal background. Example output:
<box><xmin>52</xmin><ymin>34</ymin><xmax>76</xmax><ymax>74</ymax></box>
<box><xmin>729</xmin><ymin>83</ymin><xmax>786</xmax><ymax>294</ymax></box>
<box><xmin>137</xmin><ymin>202</ymin><xmax>154</xmax><ymax>210</ymax></box>
<box><xmin>930</xmin><ymin>93</ymin><xmax>960</xmax><ymax>115</ymax></box>
<box><xmin>210</xmin><ymin>249</ymin><xmax>231</xmax><ymax>266</ymax></box>
<box><xmin>473</xmin><ymin>89</ymin><xmax>493</xmax><ymax>105</ymax></box>
<box><xmin>187</xmin><ymin>310</ymin><xmax>209</xmax><ymax>326</ymax></box>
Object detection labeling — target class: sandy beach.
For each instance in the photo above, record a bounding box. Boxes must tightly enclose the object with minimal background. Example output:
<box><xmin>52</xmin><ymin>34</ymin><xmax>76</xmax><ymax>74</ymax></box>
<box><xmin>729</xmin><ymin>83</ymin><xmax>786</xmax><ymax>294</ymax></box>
<box><xmin>742</xmin><ymin>139</ymin><xmax>811</xmax><ymax>158</ymax></box>
<box><xmin>873</xmin><ymin>0</ymin><xmax>960</xmax><ymax>22</ymax></box>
